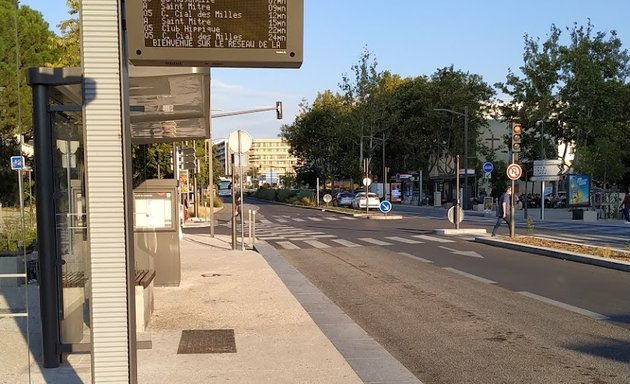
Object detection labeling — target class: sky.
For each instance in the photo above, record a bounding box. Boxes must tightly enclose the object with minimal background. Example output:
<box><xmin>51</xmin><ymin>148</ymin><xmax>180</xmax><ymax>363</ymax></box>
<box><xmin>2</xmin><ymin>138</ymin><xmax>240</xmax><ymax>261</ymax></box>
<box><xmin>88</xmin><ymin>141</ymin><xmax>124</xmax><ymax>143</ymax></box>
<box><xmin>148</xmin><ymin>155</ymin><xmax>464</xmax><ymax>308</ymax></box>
<box><xmin>22</xmin><ymin>0</ymin><xmax>630</xmax><ymax>140</ymax></box>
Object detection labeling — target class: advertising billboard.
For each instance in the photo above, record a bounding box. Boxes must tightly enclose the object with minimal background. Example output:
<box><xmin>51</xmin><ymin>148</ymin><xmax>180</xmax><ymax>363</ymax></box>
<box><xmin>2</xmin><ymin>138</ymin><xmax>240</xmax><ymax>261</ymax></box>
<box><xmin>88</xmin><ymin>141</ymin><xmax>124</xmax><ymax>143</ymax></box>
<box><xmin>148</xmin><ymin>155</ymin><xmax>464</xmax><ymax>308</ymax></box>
<box><xmin>567</xmin><ymin>174</ymin><xmax>590</xmax><ymax>207</ymax></box>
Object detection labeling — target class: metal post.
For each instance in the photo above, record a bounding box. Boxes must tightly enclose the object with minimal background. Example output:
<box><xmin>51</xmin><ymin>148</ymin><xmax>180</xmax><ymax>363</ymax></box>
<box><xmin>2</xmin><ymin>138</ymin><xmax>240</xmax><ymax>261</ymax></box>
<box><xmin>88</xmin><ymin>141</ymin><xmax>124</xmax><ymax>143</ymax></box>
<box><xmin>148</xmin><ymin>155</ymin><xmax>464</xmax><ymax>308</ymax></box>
<box><xmin>231</xmin><ymin>158</ymin><xmax>237</xmax><ymax>250</ymax></box>
<box><xmin>29</xmin><ymin>76</ymin><xmax>61</xmax><ymax>367</ymax></box>
<box><xmin>364</xmin><ymin>158</ymin><xmax>369</xmax><ymax>216</ymax></box>
<box><xmin>316</xmin><ymin>177</ymin><xmax>320</xmax><ymax>206</ymax></box>
<box><xmin>248</xmin><ymin>209</ymin><xmax>252</xmax><ymax>245</ymax></box>
<box><xmin>193</xmin><ymin>162</ymin><xmax>199</xmax><ymax>219</ymax></box>
<box><xmin>208</xmin><ymin>140</ymin><xmax>214</xmax><ymax>237</ymax></box>
<box><xmin>510</xmin><ymin>180</ymin><xmax>516</xmax><ymax>237</ymax></box>
<box><xmin>17</xmin><ymin>170</ymin><xmax>24</xmax><ymax>235</ymax></box>
<box><xmin>455</xmin><ymin>155</ymin><xmax>460</xmax><ymax>230</ymax></box>
<box><xmin>238</xmin><ymin>131</ymin><xmax>245</xmax><ymax>251</ymax></box>
<box><xmin>418</xmin><ymin>170</ymin><xmax>423</xmax><ymax>206</ymax></box>
<box><xmin>382</xmin><ymin>132</ymin><xmax>386</xmax><ymax>200</ymax></box>
<box><xmin>463</xmin><ymin>106</ymin><xmax>469</xmax><ymax>211</ymax></box>
<box><xmin>252</xmin><ymin>210</ymin><xmax>256</xmax><ymax>244</ymax></box>
<box><xmin>541</xmin><ymin>180</ymin><xmax>545</xmax><ymax>220</ymax></box>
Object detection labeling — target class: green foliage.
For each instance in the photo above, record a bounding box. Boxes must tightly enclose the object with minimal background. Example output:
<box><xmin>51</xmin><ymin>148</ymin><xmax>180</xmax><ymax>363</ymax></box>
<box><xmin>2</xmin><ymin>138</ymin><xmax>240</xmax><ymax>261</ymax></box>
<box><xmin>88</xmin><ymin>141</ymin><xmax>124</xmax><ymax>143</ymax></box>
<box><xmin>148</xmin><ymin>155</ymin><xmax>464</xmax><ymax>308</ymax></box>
<box><xmin>0</xmin><ymin>1</ymin><xmax>61</xmax><ymax>142</ymax></box>
<box><xmin>131</xmin><ymin>141</ymin><xmax>223</xmax><ymax>189</ymax></box>
<box><xmin>0</xmin><ymin>212</ymin><xmax>37</xmax><ymax>253</ymax></box>
<box><xmin>496</xmin><ymin>21</ymin><xmax>630</xmax><ymax>186</ymax></box>
<box><xmin>526</xmin><ymin>216</ymin><xmax>535</xmax><ymax>235</ymax></box>
<box><xmin>276</xmin><ymin>189</ymin><xmax>297</xmax><ymax>202</ymax></box>
<box><xmin>282</xmin><ymin>47</ymin><xmax>495</xmax><ymax>187</ymax></box>
<box><xmin>53</xmin><ymin>0</ymin><xmax>80</xmax><ymax>67</ymax></box>
<box><xmin>254</xmin><ymin>187</ymin><xmax>277</xmax><ymax>201</ymax></box>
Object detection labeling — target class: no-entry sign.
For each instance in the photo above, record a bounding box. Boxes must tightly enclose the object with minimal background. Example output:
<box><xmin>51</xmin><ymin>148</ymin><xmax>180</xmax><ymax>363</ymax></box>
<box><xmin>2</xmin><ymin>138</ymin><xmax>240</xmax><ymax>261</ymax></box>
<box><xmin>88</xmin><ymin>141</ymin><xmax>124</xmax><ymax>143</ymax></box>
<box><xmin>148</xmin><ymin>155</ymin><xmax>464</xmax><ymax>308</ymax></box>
<box><xmin>507</xmin><ymin>163</ymin><xmax>522</xmax><ymax>180</ymax></box>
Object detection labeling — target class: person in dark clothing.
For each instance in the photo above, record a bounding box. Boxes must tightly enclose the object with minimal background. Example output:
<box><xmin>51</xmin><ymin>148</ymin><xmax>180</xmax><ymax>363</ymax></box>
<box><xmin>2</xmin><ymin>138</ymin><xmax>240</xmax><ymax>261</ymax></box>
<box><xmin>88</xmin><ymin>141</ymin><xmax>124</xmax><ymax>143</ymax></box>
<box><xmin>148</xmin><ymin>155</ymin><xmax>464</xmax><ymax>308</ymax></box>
<box><xmin>492</xmin><ymin>185</ymin><xmax>512</xmax><ymax>237</ymax></box>
<box><xmin>621</xmin><ymin>188</ymin><xmax>630</xmax><ymax>224</ymax></box>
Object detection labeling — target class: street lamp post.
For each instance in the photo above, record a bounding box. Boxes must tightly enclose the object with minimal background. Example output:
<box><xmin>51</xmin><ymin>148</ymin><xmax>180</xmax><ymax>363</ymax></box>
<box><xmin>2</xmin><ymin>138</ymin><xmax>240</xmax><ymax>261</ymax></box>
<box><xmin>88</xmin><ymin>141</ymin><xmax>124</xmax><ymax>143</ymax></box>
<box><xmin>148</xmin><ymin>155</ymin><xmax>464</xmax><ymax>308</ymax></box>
<box><xmin>434</xmin><ymin>107</ymin><xmax>470</xmax><ymax>210</ymax></box>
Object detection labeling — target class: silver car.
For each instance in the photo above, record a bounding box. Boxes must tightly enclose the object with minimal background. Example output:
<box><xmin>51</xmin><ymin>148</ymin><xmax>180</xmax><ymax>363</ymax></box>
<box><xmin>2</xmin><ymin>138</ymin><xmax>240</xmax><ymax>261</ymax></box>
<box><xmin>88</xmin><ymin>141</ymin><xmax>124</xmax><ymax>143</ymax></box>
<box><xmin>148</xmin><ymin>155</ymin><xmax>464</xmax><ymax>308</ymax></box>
<box><xmin>333</xmin><ymin>192</ymin><xmax>354</xmax><ymax>207</ymax></box>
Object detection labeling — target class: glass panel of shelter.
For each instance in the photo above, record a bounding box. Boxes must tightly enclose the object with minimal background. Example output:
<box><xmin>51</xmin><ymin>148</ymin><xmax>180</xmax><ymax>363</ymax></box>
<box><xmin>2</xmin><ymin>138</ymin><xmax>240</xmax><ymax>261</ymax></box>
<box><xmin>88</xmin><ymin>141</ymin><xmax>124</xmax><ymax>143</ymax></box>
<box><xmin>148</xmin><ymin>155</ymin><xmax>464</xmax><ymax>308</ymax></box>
<box><xmin>51</xmin><ymin>107</ymin><xmax>90</xmax><ymax>347</ymax></box>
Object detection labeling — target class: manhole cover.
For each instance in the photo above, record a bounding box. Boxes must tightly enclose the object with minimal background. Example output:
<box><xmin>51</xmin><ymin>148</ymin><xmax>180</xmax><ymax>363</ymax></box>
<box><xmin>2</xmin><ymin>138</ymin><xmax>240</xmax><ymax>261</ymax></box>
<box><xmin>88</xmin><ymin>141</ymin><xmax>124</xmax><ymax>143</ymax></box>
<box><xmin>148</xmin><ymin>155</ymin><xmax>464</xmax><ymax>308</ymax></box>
<box><xmin>177</xmin><ymin>329</ymin><xmax>236</xmax><ymax>354</ymax></box>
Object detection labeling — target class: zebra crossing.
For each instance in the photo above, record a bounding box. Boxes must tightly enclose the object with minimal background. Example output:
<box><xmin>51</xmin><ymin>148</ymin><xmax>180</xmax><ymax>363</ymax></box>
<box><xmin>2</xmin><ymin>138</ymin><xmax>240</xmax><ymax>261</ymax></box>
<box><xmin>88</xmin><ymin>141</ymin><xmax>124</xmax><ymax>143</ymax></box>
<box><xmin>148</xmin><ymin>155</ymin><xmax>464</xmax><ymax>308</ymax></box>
<box><xmin>249</xmin><ymin>214</ymin><xmax>455</xmax><ymax>250</ymax></box>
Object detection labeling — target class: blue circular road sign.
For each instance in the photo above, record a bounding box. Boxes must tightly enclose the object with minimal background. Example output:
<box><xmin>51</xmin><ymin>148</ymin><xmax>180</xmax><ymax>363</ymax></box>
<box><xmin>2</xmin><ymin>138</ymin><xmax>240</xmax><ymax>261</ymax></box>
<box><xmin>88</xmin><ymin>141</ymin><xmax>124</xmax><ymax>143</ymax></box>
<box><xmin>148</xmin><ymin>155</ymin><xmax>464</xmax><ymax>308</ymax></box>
<box><xmin>379</xmin><ymin>200</ymin><xmax>392</xmax><ymax>213</ymax></box>
<box><xmin>482</xmin><ymin>162</ymin><xmax>494</xmax><ymax>173</ymax></box>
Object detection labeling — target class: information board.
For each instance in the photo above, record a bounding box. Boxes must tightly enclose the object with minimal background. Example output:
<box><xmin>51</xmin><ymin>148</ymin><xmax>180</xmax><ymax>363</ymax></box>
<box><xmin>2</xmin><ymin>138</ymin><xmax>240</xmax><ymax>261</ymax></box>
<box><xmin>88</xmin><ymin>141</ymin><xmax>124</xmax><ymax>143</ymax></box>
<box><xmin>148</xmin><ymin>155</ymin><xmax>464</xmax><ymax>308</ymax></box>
<box><xmin>134</xmin><ymin>191</ymin><xmax>174</xmax><ymax>229</ymax></box>
<box><xmin>126</xmin><ymin>0</ymin><xmax>303</xmax><ymax>68</ymax></box>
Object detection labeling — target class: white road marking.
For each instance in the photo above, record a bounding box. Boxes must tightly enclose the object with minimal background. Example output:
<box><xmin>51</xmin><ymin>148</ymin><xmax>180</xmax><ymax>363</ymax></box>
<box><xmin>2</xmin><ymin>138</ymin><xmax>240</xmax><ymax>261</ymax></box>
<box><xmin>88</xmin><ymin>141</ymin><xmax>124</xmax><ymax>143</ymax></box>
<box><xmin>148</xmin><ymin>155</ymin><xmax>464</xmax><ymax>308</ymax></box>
<box><xmin>518</xmin><ymin>291</ymin><xmax>610</xmax><ymax>320</ymax></box>
<box><xmin>385</xmin><ymin>236</ymin><xmax>423</xmax><ymax>244</ymax></box>
<box><xmin>277</xmin><ymin>241</ymin><xmax>300</xmax><ymax>250</ymax></box>
<box><xmin>412</xmin><ymin>234</ymin><xmax>454</xmax><ymax>243</ymax></box>
<box><xmin>304</xmin><ymin>240</ymin><xmax>331</xmax><ymax>249</ymax></box>
<box><xmin>292</xmin><ymin>218</ymin><xmax>306</xmax><ymax>222</ymax></box>
<box><xmin>276</xmin><ymin>218</ymin><xmax>288</xmax><ymax>223</ymax></box>
<box><xmin>442</xmin><ymin>267</ymin><xmax>496</xmax><ymax>284</ymax></box>
<box><xmin>309</xmin><ymin>217</ymin><xmax>324</xmax><ymax>221</ymax></box>
<box><xmin>257</xmin><ymin>236</ymin><xmax>288</xmax><ymax>241</ymax></box>
<box><xmin>259</xmin><ymin>219</ymin><xmax>271</xmax><ymax>224</ymax></box>
<box><xmin>358</xmin><ymin>238</ymin><xmax>393</xmax><ymax>246</ymax></box>
<box><xmin>311</xmin><ymin>234</ymin><xmax>337</xmax><ymax>238</ymax></box>
<box><xmin>331</xmin><ymin>239</ymin><xmax>362</xmax><ymax>247</ymax></box>
<box><xmin>325</xmin><ymin>217</ymin><xmax>341</xmax><ymax>221</ymax></box>
<box><xmin>398</xmin><ymin>252</ymin><xmax>433</xmax><ymax>263</ymax></box>
<box><xmin>438</xmin><ymin>246</ymin><xmax>484</xmax><ymax>258</ymax></box>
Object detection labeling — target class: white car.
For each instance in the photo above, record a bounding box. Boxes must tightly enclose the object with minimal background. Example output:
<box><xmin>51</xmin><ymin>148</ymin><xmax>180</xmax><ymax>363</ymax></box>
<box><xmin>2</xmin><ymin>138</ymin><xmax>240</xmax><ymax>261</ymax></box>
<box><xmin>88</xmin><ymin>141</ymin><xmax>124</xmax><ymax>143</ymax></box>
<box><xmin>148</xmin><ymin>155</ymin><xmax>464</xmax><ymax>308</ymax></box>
<box><xmin>351</xmin><ymin>192</ymin><xmax>381</xmax><ymax>210</ymax></box>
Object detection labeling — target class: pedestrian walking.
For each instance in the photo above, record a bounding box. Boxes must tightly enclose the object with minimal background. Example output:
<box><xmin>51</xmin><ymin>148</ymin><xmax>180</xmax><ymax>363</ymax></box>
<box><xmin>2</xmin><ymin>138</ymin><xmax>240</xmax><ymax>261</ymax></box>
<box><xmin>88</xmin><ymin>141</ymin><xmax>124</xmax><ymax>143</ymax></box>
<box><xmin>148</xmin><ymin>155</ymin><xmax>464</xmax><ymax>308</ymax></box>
<box><xmin>492</xmin><ymin>185</ymin><xmax>512</xmax><ymax>237</ymax></box>
<box><xmin>621</xmin><ymin>188</ymin><xmax>630</xmax><ymax>224</ymax></box>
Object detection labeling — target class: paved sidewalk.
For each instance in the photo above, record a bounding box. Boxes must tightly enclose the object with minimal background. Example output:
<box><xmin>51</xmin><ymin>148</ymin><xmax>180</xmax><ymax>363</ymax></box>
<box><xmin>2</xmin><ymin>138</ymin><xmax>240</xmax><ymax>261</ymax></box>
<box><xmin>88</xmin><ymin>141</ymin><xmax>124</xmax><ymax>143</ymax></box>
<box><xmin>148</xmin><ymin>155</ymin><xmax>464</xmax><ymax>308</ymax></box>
<box><xmin>5</xmin><ymin>231</ymin><xmax>421</xmax><ymax>383</ymax></box>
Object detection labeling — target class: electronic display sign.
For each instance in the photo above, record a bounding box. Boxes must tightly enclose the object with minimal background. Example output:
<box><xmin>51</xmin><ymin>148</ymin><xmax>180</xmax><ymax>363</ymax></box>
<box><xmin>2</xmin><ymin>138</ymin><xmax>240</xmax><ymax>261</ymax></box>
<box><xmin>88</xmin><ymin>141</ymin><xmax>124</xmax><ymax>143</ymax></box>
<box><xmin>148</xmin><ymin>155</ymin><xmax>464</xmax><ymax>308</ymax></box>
<box><xmin>125</xmin><ymin>0</ymin><xmax>303</xmax><ymax>68</ymax></box>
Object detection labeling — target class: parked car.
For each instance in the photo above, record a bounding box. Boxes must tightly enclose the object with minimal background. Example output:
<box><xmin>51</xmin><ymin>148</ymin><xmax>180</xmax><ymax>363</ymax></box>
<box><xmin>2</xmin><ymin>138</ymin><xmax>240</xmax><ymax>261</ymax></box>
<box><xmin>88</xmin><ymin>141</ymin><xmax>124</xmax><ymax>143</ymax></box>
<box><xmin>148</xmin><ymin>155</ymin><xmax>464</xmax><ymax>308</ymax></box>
<box><xmin>333</xmin><ymin>192</ymin><xmax>354</xmax><ymax>207</ymax></box>
<box><xmin>351</xmin><ymin>192</ymin><xmax>381</xmax><ymax>210</ymax></box>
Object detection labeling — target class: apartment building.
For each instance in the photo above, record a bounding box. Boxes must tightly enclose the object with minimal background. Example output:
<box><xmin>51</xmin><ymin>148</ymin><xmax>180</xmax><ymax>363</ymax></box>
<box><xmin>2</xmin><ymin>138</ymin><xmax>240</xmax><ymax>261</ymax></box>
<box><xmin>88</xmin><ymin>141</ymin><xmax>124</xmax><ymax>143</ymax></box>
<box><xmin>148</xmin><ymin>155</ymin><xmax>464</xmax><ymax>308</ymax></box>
<box><xmin>214</xmin><ymin>137</ymin><xmax>297</xmax><ymax>184</ymax></box>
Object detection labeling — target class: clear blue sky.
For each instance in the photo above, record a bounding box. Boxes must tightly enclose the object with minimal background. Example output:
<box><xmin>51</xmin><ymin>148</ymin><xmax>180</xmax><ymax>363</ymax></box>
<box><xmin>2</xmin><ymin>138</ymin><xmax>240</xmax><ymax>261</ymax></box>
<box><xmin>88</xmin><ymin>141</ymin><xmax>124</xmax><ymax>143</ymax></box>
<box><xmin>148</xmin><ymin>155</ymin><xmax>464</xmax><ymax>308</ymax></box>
<box><xmin>22</xmin><ymin>0</ymin><xmax>630</xmax><ymax>140</ymax></box>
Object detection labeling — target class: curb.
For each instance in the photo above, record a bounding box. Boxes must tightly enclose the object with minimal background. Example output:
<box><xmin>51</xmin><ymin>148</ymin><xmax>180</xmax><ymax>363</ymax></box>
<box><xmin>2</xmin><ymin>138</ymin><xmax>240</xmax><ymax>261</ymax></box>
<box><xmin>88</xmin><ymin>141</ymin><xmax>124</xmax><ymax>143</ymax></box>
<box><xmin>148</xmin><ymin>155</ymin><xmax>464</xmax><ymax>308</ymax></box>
<box><xmin>475</xmin><ymin>236</ymin><xmax>630</xmax><ymax>272</ymax></box>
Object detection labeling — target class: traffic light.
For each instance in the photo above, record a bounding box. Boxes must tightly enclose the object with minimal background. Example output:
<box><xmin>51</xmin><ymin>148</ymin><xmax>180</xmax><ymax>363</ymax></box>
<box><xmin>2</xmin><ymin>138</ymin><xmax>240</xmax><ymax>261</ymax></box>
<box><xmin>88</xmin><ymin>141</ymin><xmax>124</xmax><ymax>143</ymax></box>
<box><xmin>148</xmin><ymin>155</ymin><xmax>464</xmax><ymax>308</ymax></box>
<box><xmin>275</xmin><ymin>101</ymin><xmax>283</xmax><ymax>120</ymax></box>
<box><xmin>511</xmin><ymin>123</ymin><xmax>522</xmax><ymax>153</ymax></box>
<box><xmin>178</xmin><ymin>147</ymin><xmax>196</xmax><ymax>170</ymax></box>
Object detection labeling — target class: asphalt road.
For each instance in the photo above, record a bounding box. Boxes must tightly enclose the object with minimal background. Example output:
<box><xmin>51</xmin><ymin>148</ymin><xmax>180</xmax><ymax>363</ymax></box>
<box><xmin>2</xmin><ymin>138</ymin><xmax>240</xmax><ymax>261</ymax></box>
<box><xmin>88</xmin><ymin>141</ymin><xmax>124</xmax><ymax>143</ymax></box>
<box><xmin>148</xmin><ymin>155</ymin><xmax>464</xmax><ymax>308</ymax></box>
<box><xmin>187</xmin><ymin>199</ymin><xmax>630</xmax><ymax>383</ymax></box>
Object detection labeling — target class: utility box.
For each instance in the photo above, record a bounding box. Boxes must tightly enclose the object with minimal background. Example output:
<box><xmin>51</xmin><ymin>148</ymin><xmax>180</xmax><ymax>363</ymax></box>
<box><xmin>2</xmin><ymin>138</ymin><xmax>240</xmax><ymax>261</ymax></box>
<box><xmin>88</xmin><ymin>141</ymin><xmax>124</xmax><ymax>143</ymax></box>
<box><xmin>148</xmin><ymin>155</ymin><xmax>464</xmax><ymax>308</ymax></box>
<box><xmin>133</xmin><ymin>179</ymin><xmax>181</xmax><ymax>286</ymax></box>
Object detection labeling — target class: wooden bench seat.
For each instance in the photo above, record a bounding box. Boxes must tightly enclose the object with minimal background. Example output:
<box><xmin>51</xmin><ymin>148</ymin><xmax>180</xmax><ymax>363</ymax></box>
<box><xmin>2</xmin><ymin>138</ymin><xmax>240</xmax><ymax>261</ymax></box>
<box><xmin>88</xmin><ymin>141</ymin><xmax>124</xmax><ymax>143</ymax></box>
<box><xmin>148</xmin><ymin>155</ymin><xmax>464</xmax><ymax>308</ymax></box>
<box><xmin>60</xmin><ymin>269</ymin><xmax>156</xmax><ymax>335</ymax></box>
<box><xmin>61</xmin><ymin>270</ymin><xmax>155</xmax><ymax>288</ymax></box>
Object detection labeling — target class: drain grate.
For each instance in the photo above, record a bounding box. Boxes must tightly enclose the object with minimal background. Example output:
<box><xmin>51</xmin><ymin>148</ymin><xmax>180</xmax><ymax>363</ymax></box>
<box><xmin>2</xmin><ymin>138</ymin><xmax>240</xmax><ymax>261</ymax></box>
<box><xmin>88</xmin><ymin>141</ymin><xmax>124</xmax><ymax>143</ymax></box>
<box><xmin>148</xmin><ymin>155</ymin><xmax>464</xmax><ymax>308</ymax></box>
<box><xmin>177</xmin><ymin>329</ymin><xmax>237</xmax><ymax>354</ymax></box>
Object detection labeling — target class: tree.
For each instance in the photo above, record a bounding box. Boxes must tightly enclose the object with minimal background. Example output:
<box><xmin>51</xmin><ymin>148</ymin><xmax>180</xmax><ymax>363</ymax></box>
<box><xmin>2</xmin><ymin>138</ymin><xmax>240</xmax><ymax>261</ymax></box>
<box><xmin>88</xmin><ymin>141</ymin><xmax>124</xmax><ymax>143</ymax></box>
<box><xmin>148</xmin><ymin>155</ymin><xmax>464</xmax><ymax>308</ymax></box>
<box><xmin>281</xmin><ymin>91</ymin><xmax>354</xmax><ymax>185</ymax></box>
<box><xmin>53</xmin><ymin>0</ymin><xmax>80</xmax><ymax>67</ymax></box>
<box><xmin>497</xmin><ymin>21</ymin><xmax>630</xmax><ymax>186</ymax></box>
<box><xmin>0</xmin><ymin>0</ymin><xmax>60</xmax><ymax>205</ymax></box>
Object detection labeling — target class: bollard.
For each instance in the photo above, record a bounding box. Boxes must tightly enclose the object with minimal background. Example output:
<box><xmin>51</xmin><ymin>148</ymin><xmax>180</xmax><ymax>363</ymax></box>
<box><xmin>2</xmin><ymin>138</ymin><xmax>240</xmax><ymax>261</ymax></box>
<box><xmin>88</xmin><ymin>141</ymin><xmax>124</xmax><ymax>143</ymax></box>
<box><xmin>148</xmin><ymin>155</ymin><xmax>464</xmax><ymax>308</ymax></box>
<box><xmin>248</xmin><ymin>209</ymin><xmax>252</xmax><ymax>245</ymax></box>
<box><xmin>252</xmin><ymin>210</ymin><xmax>256</xmax><ymax>244</ymax></box>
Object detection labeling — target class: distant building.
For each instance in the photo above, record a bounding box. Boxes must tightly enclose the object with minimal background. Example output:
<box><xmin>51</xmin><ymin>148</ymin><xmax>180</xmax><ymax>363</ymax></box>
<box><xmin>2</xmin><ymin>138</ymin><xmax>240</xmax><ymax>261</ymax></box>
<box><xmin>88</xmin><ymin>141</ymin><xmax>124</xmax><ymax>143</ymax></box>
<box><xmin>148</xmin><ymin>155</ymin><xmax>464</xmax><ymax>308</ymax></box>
<box><xmin>212</xmin><ymin>138</ymin><xmax>230</xmax><ymax>175</ymax></box>
<box><xmin>213</xmin><ymin>137</ymin><xmax>297</xmax><ymax>185</ymax></box>
<box><xmin>249</xmin><ymin>138</ymin><xmax>297</xmax><ymax>185</ymax></box>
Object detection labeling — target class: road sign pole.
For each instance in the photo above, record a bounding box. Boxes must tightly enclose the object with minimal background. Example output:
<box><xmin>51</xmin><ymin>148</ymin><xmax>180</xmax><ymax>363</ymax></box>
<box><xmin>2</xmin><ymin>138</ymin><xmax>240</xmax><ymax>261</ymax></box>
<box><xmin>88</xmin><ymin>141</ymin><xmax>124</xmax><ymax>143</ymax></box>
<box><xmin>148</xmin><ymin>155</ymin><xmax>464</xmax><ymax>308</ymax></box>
<box><xmin>455</xmin><ymin>155</ymin><xmax>460</xmax><ymax>230</ymax></box>
<box><xmin>510</xmin><ymin>179</ymin><xmax>516</xmax><ymax>238</ymax></box>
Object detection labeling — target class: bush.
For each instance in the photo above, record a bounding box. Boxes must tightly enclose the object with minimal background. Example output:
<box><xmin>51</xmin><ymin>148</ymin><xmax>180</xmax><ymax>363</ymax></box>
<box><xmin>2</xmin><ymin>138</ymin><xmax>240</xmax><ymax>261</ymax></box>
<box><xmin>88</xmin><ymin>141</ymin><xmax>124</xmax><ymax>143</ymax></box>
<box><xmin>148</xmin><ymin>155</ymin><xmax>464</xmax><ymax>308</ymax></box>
<box><xmin>255</xmin><ymin>188</ymin><xmax>277</xmax><ymax>201</ymax></box>
<box><xmin>276</xmin><ymin>189</ymin><xmax>298</xmax><ymax>202</ymax></box>
<box><xmin>0</xmin><ymin>214</ymin><xmax>37</xmax><ymax>253</ymax></box>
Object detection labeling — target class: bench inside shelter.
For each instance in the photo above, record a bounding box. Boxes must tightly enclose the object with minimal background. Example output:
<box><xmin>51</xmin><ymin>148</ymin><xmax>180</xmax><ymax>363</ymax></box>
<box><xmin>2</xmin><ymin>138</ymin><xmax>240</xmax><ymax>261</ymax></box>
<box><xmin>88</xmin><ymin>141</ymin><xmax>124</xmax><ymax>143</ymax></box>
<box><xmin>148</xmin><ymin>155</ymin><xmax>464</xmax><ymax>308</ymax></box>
<box><xmin>61</xmin><ymin>269</ymin><xmax>155</xmax><ymax>342</ymax></box>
